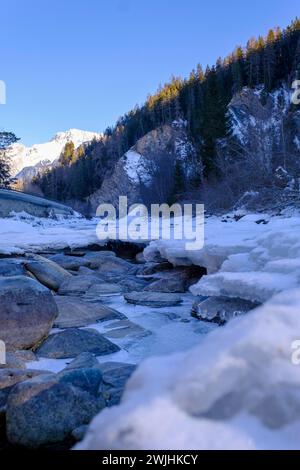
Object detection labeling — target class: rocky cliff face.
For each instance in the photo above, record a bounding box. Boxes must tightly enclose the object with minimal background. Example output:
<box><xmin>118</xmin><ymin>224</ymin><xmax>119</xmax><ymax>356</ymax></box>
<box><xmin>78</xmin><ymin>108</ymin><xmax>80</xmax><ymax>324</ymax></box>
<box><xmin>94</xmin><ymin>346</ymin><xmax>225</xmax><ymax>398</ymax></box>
<box><xmin>228</xmin><ymin>84</ymin><xmax>298</xmax><ymax>149</ymax></box>
<box><xmin>88</xmin><ymin>120</ymin><xmax>197</xmax><ymax>214</ymax></box>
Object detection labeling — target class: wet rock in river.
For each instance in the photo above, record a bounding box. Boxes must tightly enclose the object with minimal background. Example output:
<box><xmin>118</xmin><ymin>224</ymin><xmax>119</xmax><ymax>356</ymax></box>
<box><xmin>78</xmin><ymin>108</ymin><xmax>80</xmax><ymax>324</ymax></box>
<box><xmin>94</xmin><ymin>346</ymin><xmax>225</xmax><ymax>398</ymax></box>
<box><xmin>0</xmin><ymin>350</ymin><xmax>37</xmax><ymax>370</ymax></box>
<box><xmin>36</xmin><ymin>328</ymin><xmax>120</xmax><ymax>359</ymax></box>
<box><xmin>24</xmin><ymin>254</ymin><xmax>72</xmax><ymax>291</ymax></box>
<box><xmin>53</xmin><ymin>296</ymin><xmax>125</xmax><ymax>328</ymax></box>
<box><xmin>64</xmin><ymin>352</ymin><xmax>100</xmax><ymax>371</ymax></box>
<box><xmin>84</xmin><ymin>282</ymin><xmax>124</xmax><ymax>299</ymax></box>
<box><xmin>58</xmin><ymin>274</ymin><xmax>106</xmax><ymax>296</ymax></box>
<box><xmin>0</xmin><ymin>368</ymin><xmax>50</xmax><ymax>409</ymax></box>
<box><xmin>58</xmin><ymin>367</ymin><xmax>103</xmax><ymax>396</ymax></box>
<box><xmin>48</xmin><ymin>254</ymin><xmax>91</xmax><ymax>271</ymax></box>
<box><xmin>124</xmin><ymin>291</ymin><xmax>183</xmax><ymax>307</ymax></box>
<box><xmin>0</xmin><ymin>259</ymin><xmax>25</xmax><ymax>277</ymax></box>
<box><xmin>6</xmin><ymin>373</ymin><xmax>104</xmax><ymax>448</ymax></box>
<box><xmin>98</xmin><ymin>362</ymin><xmax>136</xmax><ymax>406</ymax></box>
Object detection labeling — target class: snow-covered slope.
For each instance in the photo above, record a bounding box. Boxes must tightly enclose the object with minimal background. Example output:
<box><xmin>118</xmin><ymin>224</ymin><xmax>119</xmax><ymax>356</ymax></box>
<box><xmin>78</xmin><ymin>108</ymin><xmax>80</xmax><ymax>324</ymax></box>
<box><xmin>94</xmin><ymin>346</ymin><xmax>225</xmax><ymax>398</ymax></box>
<box><xmin>7</xmin><ymin>128</ymin><xmax>102</xmax><ymax>177</ymax></box>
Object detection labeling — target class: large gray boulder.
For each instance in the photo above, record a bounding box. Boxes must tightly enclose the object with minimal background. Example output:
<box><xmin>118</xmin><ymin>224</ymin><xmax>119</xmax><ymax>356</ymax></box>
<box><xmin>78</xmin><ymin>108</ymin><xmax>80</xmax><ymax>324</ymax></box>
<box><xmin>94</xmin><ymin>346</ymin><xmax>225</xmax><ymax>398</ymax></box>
<box><xmin>37</xmin><ymin>328</ymin><xmax>120</xmax><ymax>359</ymax></box>
<box><xmin>6</xmin><ymin>374</ymin><xmax>104</xmax><ymax>448</ymax></box>
<box><xmin>124</xmin><ymin>291</ymin><xmax>182</xmax><ymax>307</ymax></box>
<box><xmin>24</xmin><ymin>254</ymin><xmax>72</xmax><ymax>291</ymax></box>
<box><xmin>53</xmin><ymin>296</ymin><xmax>125</xmax><ymax>328</ymax></box>
<box><xmin>0</xmin><ymin>276</ymin><xmax>58</xmax><ymax>350</ymax></box>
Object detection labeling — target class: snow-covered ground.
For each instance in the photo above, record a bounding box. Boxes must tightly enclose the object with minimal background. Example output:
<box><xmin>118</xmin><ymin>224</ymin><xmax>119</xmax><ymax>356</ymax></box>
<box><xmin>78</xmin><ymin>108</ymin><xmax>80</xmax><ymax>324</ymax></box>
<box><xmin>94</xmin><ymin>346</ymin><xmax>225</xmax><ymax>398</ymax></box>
<box><xmin>0</xmin><ymin>212</ymin><xmax>101</xmax><ymax>254</ymax></box>
<box><xmin>145</xmin><ymin>212</ymin><xmax>300</xmax><ymax>303</ymax></box>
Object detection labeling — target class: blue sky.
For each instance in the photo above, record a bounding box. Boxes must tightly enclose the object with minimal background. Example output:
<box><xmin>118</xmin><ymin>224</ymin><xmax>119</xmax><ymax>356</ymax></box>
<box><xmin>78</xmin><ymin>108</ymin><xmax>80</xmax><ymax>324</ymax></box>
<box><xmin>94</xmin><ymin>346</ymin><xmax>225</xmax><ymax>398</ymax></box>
<box><xmin>0</xmin><ymin>0</ymin><xmax>299</xmax><ymax>146</ymax></box>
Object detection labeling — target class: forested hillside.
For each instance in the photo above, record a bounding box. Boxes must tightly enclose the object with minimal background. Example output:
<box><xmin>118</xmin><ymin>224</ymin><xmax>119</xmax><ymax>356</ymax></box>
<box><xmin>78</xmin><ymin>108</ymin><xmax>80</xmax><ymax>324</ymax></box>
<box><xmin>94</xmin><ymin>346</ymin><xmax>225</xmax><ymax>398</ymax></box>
<box><xmin>34</xmin><ymin>18</ymin><xmax>300</xmax><ymax>211</ymax></box>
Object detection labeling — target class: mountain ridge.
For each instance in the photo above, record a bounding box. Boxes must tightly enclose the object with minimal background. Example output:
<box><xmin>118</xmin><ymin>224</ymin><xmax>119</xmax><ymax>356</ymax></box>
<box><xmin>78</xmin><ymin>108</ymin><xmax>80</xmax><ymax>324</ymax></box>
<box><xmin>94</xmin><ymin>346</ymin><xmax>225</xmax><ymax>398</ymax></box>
<box><xmin>7</xmin><ymin>128</ymin><xmax>102</xmax><ymax>177</ymax></box>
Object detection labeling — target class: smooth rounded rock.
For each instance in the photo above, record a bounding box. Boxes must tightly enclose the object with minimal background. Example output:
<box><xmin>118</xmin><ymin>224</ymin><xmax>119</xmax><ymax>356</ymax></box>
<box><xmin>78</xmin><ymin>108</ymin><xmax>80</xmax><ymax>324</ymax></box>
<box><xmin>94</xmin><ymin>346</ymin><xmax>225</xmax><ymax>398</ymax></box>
<box><xmin>0</xmin><ymin>276</ymin><xmax>58</xmax><ymax>350</ymax></box>
<box><xmin>36</xmin><ymin>328</ymin><xmax>120</xmax><ymax>359</ymax></box>
<box><xmin>24</xmin><ymin>254</ymin><xmax>72</xmax><ymax>291</ymax></box>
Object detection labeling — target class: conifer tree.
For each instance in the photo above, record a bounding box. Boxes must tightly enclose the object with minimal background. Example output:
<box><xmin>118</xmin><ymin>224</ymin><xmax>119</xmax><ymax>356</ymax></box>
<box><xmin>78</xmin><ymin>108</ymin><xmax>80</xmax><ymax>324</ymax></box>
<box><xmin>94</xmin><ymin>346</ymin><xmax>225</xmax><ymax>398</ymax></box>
<box><xmin>0</xmin><ymin>131</ymin><xmax>19</xmax><ymax>188</ymax></box>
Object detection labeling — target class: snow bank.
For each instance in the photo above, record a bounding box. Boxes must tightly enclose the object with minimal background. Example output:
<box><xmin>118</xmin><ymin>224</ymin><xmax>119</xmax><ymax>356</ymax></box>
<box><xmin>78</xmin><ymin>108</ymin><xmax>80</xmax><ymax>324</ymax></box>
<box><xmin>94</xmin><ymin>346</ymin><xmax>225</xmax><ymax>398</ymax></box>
<box><xmin>76</xmin><ymin>288</ymin><xmax>300</xmax><ymax>450</ymax></box>
<box><xmin>145</xmin><ymin>214</ymin><xmax>300</xmax><ymax>304</ymax></box>
<box><xmin>0</xmin><ymin>212</ymin><xmax>100</xmax><ymax>254</ymax></box>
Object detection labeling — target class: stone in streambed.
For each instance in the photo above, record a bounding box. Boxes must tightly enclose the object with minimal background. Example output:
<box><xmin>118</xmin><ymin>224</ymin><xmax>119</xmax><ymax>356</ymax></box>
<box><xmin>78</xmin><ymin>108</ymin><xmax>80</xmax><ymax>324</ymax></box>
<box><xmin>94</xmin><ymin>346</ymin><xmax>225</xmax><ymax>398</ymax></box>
<box><xmin>84</xmin><ymin>283</ymin><xmax>123</xmax><ymax>298</ymax></box>
<box><xmin>72</xmin><ymin>425</ymin><xmax>88</xmax><ymax>443</ymax></box>
<box><xmin>6</xmin><ymin>373</ymin><xmax>104</xmax><ymax>448</ymax></box>
<box><xmin>0</xmin><ymin>276</ymin><xmax>58</xmax><ymax>351</ymax></box>
<box><xmin>124</xmin><ymin>291</ymin><xmax>182</xmax><ymax>307</ymax></box>
<box><xmin>58</xmin><ymin>367</ymin><xmax>103</xmax><ymax>396</ymax></box>
<box><xmin>0</xmin><ymin>259</ymin><xmax>25</xmax><ymax>277</ymax></box>
<box><xmin>0</xmin><ymin>350</ymin><xmax>37</xmax><ymax>370</ymax></box>
<box><xmin>54</xmin><ymin>296</ymin><xmax>125</xmax><ymax>328</ymax></box>
<box><xmin>36</xmin><ymin>328</ymin><xmax>120</xmax><ymax>359</ymax></box>
<box><xmin>48</xmin><ymin>254</ymin><xmax>91</xmax><ymax>271</ymax></box>
<box><xmin>0</xmin><ymin>368</ymin><xmax>50</xmax><ymax>409</ymax></box>
<box><xmin>64</xmin><ymin>352</ymin><xmax>100</xmax><ymax>371</ymax></box>
<box><xmin>98</xmin><ymin>362</ymin><xmax>136</xmax><ymax>406</ymax></box>
<box><xmin>103</xmin><ymin>319</ymin><xmax>150</xmax><ymax>340</ymax></box>
<box><xmin>58</xmin><ymin>274</ymin><xmax>107</xmax><ymax>296</ymax></box>
<box><xmin>24</xmin><ymin>254</ymin><xmax>72</xmax><ymax>291</ymax></box>
<box><xmin>191</xmin><ymin>296</ymin><xmax>258</xmax><ymax>325</ymax></box>
<box><xmin>144</xmin><ymin>276</ymin><xmax>186</xmax><ymax>293</ymax></box>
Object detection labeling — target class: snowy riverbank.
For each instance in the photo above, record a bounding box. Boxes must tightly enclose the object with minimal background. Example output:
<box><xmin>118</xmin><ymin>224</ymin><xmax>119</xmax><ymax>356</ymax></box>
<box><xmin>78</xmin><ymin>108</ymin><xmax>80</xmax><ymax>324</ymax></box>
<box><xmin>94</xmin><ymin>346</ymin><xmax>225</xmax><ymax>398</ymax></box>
<box><xmin>1</xmin><ymin>209</ymin><xmax>300</xmax><ymax>449</ymax></box>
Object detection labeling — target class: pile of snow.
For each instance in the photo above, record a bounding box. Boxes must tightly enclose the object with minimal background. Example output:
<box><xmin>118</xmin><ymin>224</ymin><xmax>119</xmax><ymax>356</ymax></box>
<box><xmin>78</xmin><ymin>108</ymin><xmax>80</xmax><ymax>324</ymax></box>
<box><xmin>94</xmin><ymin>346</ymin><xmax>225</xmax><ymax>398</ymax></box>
<box><xmin>144</xmin><ymin>214</ymin><xmax>300</xmax><ymax>304</ymax></box>
<box><xmin>76</xmin><ymin>288</ymin><xmax>300</xmax><ymax>450</ymax></box>
<box><xmin>7</xmin><ymin>128</ymin><xmax>102</xmax><ymax>177</ymax></box>
<box><xmin>0</xmin><ymin>212</ymin><xmax>100</xmax><ymax>255</ymax></box>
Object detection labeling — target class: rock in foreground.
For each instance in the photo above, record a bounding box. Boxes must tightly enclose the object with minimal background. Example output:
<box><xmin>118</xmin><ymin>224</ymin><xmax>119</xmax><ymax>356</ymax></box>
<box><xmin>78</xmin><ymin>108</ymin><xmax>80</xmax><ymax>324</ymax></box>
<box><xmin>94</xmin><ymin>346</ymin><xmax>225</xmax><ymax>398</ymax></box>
<box><xmin>0</xmin><ymin>276</ymin><xmax>58</xmax><ymax>350</ymax></box>
<box><xmin>6</xmin><ymin>374</ymin><xmax>104</xmax><ymax>448</ymax></box>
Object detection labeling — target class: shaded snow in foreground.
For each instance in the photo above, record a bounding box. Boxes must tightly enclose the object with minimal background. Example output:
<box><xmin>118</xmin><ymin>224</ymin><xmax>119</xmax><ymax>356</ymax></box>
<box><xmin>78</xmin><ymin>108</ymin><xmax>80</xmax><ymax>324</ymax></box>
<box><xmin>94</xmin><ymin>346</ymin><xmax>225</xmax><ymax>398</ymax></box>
<box><xmin>77</xmin><ymin>289</ymin><xmax>300</xmax><ymax>450</ymax></box>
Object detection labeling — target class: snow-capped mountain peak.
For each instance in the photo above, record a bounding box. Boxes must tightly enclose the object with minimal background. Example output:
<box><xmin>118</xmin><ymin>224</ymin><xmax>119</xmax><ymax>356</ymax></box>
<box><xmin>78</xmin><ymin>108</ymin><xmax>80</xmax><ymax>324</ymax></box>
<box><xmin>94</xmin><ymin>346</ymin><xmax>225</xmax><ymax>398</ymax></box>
<box><xmin>7</xmin><ymin>128</ymin><xmax>102</xmax><ymax>177</ymax></box>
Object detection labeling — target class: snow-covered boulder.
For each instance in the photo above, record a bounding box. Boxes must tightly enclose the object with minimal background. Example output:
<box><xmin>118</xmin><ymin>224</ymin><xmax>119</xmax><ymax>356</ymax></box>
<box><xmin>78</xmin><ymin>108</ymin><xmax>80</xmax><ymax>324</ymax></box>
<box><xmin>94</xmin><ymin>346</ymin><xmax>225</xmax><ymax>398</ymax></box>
<box><xmin>145</xmin><ymin>214</ymin><xmax>300</xmax><ymax>304</ymax></box>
